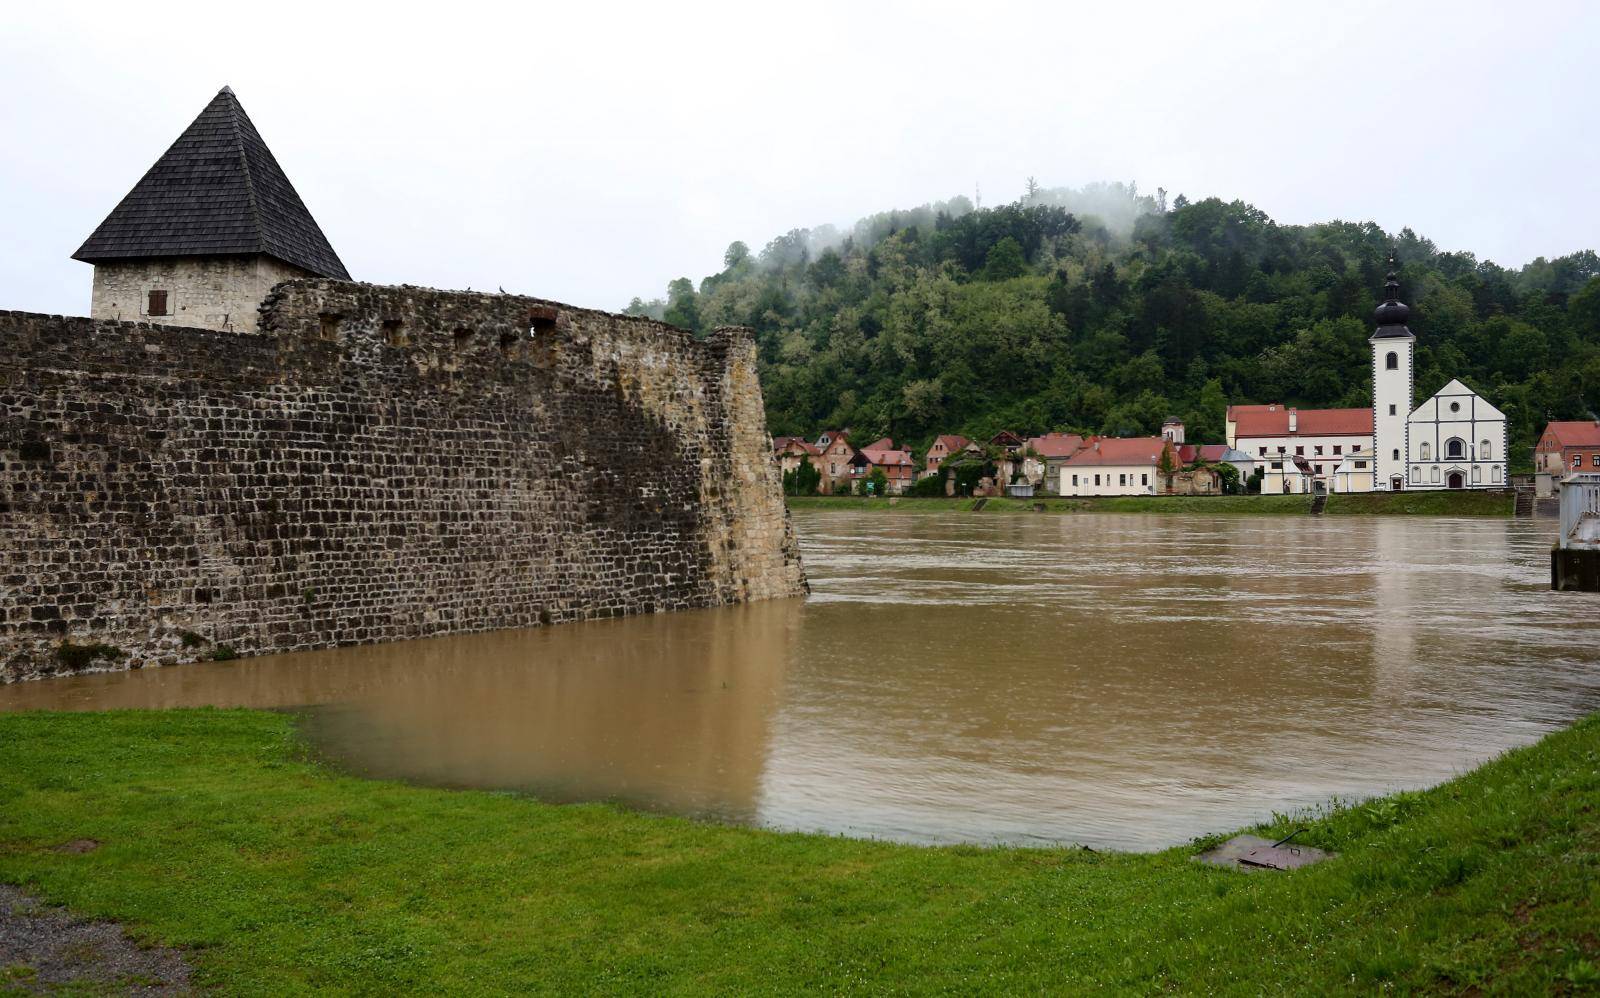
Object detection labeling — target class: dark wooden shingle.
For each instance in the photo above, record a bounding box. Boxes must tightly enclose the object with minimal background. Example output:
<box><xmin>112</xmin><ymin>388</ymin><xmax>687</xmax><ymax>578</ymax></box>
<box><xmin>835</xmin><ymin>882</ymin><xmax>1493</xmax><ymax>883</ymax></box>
<box><xmin>73</xmin><ymin>87</ymin><xmax>350</xmax><ymax>280</ymax></box>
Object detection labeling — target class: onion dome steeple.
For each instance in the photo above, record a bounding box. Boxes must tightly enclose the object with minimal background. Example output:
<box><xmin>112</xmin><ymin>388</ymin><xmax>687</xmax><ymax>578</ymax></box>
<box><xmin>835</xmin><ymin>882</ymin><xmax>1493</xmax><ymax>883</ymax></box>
<box><xmin>1371</xmin><ymin>250</ymin><xmax>1414</xmax><ymax>339</ymax></box>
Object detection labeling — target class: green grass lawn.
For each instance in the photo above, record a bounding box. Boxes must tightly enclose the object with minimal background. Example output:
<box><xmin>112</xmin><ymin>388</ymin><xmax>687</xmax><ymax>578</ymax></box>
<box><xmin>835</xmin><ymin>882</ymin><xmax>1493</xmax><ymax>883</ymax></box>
<box><xmin>789</xmin><ymin>490</ymin><xmax>1513</xmax><ymax>517</ymax></box>
<box><xmin>1</xmin><ymin>710</ymin><xmax>1596</xmax><ymax>994</ymax></box>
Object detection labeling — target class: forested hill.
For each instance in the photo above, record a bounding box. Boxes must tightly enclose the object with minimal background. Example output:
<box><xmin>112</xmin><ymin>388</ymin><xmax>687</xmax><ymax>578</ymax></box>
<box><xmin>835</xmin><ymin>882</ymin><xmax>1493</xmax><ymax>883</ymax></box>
<box><xmin>625</xmin><ymin>184</ymin><xmax>1600</xmax><ymax>467</ymax></box>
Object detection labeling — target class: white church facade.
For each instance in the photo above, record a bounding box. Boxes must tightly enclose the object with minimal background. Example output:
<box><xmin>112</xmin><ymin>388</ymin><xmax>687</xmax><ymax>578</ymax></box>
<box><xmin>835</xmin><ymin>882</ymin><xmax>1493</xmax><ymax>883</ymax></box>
<box><xmin>1232</xmin><ymin>265</ymin><xmax>1507</xmax><ymax>493</ymax></box>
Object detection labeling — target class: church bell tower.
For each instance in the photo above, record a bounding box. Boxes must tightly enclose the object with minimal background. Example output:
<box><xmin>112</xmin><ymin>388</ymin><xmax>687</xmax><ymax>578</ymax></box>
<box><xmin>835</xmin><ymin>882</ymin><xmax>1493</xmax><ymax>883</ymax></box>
<box><xmin>1370</xmin><ymin>257</ymin><xmax>1415</xmax><ymax>490</ymax></box>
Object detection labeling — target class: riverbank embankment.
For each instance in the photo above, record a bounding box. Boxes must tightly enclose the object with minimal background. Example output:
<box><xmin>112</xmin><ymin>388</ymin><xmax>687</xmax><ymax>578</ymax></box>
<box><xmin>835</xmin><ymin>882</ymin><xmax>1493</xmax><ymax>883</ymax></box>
<box><xmin>0</xmin><ymin>709</ymin><xmax>1593</xmax><ymax>992</ymax></box>
<box><xmin>787</xmin><ymin>490</ymin><xmax>1514</xmax><ymax>516</ymax></box>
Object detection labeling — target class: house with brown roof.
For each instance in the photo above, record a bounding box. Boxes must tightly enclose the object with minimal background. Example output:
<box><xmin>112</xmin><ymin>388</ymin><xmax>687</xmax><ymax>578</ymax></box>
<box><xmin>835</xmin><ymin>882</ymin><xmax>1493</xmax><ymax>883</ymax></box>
<box><xmin>814</xmin><ymin>430</ymin><xmax>865</xmax><ymax>494</ymax></box>
<box><xmin>772</xmin><ymin>436</ymin><xmax>822</xmax><ymax>481</ymax></box>
<box><xmin>1021</xmin><ymin>432</ymin><xmax>1087</xmax><ymax>489</ymax></box>
<box><xmin>1536</xmin><ymin>420</ymin><xmax>1600</xmax><ymax>477</ymax></box>
<box><xmin>923</xmin><ymin>434</ymin><xmax>975</xmax><ymax>477</ymax></box>
<box><xmin>1227</xmin><ymin>404</ymin><xmax>1375</xmax><ymax>494</ymax></box>
<box><xmin>858</xmin><ymin>438</ymin><xmax>917</xmax><ymax>494</ymax></box>
<box><xmin>1058</xmin><ymin>437</ymin><xmax>1171</xmax><ymax>496</ymax></box>
<box><xmin>989</xmin><ymin>430</ymin><xmax>1025</xmax><ymax>454</ymax></box>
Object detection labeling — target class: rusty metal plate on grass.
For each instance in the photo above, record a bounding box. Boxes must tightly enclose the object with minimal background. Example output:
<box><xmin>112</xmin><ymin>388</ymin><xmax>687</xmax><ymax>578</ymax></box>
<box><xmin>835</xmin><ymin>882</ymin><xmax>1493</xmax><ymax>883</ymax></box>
<box><xmin>1239</xmin><ymin>843</ymin><xmax>1325</xmax><ymax>870</ymax></box>
<box><xmin>1193</xmin><ymin>834</ymin><xmax>1334</xmax><ymax>871</ymax></box>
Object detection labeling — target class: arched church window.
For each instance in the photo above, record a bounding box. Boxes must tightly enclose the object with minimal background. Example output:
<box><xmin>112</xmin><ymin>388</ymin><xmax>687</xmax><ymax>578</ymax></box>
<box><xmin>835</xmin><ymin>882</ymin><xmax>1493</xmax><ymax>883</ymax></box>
<box><xmin>1392</xmin><ymin>448</ymin><xmax>1400</xmax><ymax>460</ymax></box>
<box><xmin>1420</xmin><ymin>442</ymin><xmax>1431</xmax><ymax>460</ymax></box>
<box><xmin>1472</xmin><ymin>466</ymin><xmax>1482</xmax><ymax>483</ymax></box>
<box><xmin>1480</xmin><ymin>439</ymin><xmax>1491</xmax><ymax>460</ymax></box>
<box><xmin>1446</xmin><ymin>438</ymin><xmax>1465</xmax><ymax>459</ymax></box>
<box><xmin>1431</xmin><ymin>466</ymin><xmax>1441</xmax><ymax>483</ymax></box>
<box><xmin>1385</xmin><ymin>351</ymin><xmax>1398</xmax><ymax>370</ymax></box>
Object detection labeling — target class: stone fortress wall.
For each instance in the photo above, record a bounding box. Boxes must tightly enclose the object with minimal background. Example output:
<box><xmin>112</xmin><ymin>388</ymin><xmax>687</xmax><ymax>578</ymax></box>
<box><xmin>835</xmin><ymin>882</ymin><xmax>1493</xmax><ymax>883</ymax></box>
<box><xmin>0</xmin><ymin>280</ymin><xmax>806</xmax><ymax>681</ymax></box>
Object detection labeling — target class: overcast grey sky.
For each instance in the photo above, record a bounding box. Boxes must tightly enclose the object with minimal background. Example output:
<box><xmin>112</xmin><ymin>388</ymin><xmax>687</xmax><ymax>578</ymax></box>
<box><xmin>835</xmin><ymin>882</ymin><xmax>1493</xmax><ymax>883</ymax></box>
<box><xmin>3</xmin><ymin>1</ymin><xmax>1596</xmax><ymax>317</ymax></box>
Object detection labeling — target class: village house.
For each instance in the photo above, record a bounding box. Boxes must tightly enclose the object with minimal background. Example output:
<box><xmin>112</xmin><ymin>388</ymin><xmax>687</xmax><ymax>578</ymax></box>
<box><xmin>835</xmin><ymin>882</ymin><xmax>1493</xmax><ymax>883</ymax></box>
<box><xmin>858</xmin><ymin>437</ymin><xmax>917</xmax><ymax>494</ymax></box>
<box><xmin>815</xmin><ymin>430</ymin><xmax>866</xmax><ymax>494</ymax></box>
<box><xmin>1228</xmin><ymin>405</ymin><xmax>1373</xmax><ymax>494</ymax></box>
<box><xmin>1232</xmin><ymin>266</ymin><xmax>1507</xmax><ymax>494</ymax></box>
<box><xmin>1058</xmin><ymin>437</ymin><xmax>1168</xmax><ymax>496</ymax></box>
<box><xmin>1171</xmin><ymin>445</ymin><xmax>1251</xmax><ymax>493</ymax></box>
<box><xmin>923</xmin><ymin>434</ymin><xmax>975</xmax><ymax>478</ymax></box>
<box><xmin>772</xmin><ymin>436</ymin><xmax>822</xmax><ymax>481</ymax></box>
<box><xmin>988</xmin><ymin>431</ymin><xmax>1026</xmax><ymax>488</ymax></box>
<box><xmin>1022</xmin><ymin>432</ymin><xmax>1087</xmax><ymax>490</ymax></box>
<box><xmin>1535</xmin><ymin>420</ymin><xmax>1600</xmax><ymax>476</ymax></box>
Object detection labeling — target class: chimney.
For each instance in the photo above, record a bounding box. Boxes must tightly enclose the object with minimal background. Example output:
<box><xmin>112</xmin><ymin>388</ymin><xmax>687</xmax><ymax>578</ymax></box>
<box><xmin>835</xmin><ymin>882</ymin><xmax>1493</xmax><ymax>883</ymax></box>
<box><xmin>1288</xmin><ymin>409</ymin><xmax>1298</xmax><ymax>433</ymax></box>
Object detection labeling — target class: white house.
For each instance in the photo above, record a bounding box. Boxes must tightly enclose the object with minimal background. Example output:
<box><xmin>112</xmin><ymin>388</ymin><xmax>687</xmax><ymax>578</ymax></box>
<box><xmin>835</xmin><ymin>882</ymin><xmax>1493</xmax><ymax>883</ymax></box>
<box><xmin>1059</xmin><ymin>437</ymin><xmax>1167</xmax><ymax>496</ymax></box>
<box><xmin>1229</xmin><ymin>405</ymin><xmax>1373</xmax><ymax>494</ymax></box>
<box><xmin>1232</xmin><ymin>264</ymin><xmax>1507</xmax><ymax>493</ymax></box>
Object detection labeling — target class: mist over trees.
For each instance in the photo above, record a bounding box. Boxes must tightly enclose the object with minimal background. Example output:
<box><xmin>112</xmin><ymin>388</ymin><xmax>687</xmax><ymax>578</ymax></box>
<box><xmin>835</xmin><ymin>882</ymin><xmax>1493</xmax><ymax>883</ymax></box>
<box><xmin>627</xmin><ymin>182</ymin><xmax>1600</xmax><ymax>469</ymax></box>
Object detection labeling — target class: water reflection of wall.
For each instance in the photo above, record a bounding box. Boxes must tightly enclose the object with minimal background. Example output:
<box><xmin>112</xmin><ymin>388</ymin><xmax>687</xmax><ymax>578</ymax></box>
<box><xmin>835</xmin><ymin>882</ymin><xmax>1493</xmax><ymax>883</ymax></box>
<box><xmin>1</xmin><ymin>600</ymin><xmax>801</xmax><ymax>824</ymax></box>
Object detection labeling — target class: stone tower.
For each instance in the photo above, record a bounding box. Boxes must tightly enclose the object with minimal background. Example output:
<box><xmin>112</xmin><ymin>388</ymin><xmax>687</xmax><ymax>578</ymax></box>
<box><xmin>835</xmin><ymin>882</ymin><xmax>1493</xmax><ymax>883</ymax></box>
<box><xmin>1370</xmin><ymin>260</ymin><xmax>1415</xmax><ymax>491</ymax></box>
<box><xmin>72</xmin><ymin>87</ymin><xmax>348</xmax><ymax>332</ymax></box>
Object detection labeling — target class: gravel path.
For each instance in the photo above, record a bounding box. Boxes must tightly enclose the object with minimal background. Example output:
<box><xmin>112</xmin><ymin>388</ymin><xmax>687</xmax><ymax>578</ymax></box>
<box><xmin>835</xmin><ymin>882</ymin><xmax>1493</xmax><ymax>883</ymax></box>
<box><xmin>0</xmin><ymin>884</ymin><xmax>192</xmax><ymax>995</ymax></box>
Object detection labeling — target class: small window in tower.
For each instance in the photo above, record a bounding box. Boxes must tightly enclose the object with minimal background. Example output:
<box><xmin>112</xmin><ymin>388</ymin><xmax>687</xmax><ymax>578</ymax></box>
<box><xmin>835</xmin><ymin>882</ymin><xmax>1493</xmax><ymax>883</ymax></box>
<box><xmin>1389</xmin><ymin>405</ymin><xmax>1397</xmax><ymax>416</ymax></box>
<box><xmin>147</xmin><ymin>290</ymin><xmax>168</xmax><ymax>316</ymax></box>
<box><xmin>1450</xmin><ymin>401</ymin><xmax>1461</xmax><ymax>414</ymax></box>
<box><xmin>1392</xmin><ymin>448</ymin><xmax>1399</xmax><ymax>460</ymax></box>
<box><xmin>320</xmin><ymin>314</ymin><xmax>342</xmax><ymax>342</ymax></box>
<box><xmin>1386</xmin><ymin>351</ymin><xmax>1398</xmax><ymax>370</ymax></box>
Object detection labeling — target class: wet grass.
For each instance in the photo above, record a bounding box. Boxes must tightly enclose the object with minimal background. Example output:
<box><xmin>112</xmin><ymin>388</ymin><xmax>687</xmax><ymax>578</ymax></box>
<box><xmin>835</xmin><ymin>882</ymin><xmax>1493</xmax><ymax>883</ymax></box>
<box><xmin>789</xmin><ymin>490</ymin><xmax>1513</xmax><ymax>516</ymax></box>
<box><xmin>0</xmin><ymin>709</ymin><xmax>1595</xmax><ymax>993</ymax></box>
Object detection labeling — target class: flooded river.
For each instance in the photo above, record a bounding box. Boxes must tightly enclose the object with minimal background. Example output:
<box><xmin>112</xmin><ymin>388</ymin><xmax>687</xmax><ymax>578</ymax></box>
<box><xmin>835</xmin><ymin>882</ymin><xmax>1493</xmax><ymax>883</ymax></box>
<box><xmin>5</xmin><ymin>512</ymin><xmax>1598</xmax><ymax>850</ymax></box>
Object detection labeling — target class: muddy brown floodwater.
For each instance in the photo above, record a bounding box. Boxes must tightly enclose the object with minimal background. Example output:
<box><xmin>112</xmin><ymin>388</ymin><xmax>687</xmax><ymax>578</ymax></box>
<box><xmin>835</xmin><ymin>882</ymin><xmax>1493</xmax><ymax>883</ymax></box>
<box><xmin>5</xmin><ymin>512</ymin><xmax>1599</xmax><ymax>850</ymax></box>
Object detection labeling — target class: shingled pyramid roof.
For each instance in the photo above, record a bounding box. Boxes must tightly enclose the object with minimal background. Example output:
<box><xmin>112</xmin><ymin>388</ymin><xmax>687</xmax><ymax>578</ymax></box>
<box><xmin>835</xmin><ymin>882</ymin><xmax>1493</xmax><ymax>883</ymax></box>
<box><xmin>73</xmin><ymin>87</ymin><xmax>350</xmax><ymax>279</ymax></box>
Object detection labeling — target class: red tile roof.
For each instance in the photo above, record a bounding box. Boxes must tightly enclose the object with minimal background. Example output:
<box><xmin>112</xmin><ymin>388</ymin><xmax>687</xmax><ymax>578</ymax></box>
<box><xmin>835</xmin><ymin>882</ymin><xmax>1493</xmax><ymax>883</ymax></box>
<box><xmin>1540</xmin><ymin>420</ymin><xmax>1600</xmax><ymax>449</ymax></box>
<box><xmin>1230</xmin><ymin>404</ymin><xmax>1373</xmax><ymax>438</ymax></box>
<box><xmin>861</xmin><ymin>446</ymin><xmax>914</xmax><ymax>467</ymax></box>
<box><xmin>1025</xmin><ymin>432</ymin><xmax>1087</xmax><ymax>458</ymax></box>
<box><xmin>1061</xmin><ymin>437</ymin><xmax>1172</xmax><ymax>467</ymax></box>
<box><xmin>773</xmin><ymin>436</ymin><xmax>819</xmax><ymax>455</ymax></box>
<box><xmin>863</xmin><ymin>436</ymin><xmax>896</xmax><ymax>451</ymax></box>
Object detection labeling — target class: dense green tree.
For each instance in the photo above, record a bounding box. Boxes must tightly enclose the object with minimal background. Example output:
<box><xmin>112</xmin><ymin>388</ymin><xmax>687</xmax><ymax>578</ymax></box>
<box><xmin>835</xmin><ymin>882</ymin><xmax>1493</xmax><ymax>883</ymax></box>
<box><xmin>982</xmin><ymin>238</ymin><xmax>1027</xmax><ymax>281</ymax></box>
<box><xmin>662</xmin><ymin>277</ymin><xmax>700</xmax><ymax>332</ymax></box>
<box><xmin>632</xmin><ymin>189</ymin><xmax>1597</xmax><ymax>472</ymax></box>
